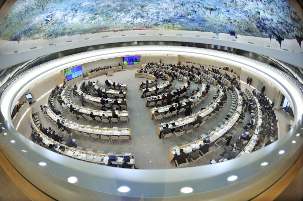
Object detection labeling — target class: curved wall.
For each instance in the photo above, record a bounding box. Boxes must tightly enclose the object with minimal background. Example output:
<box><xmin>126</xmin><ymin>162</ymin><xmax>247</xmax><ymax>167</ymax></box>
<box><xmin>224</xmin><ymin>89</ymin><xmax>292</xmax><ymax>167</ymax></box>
<box><xmin>0</xmin><ymin>46</ymin><xmax>302</xmax><ymax>201</ymax></box>
<box><xmin>1</xmin><ymin>30</ymin><xmax>302</xmax><ymax>70</ymax></box>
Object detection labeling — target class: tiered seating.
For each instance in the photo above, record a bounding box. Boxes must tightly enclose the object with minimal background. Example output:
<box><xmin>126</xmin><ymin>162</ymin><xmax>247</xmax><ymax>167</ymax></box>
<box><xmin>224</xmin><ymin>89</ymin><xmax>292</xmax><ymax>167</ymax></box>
<box><xmin>170</xmin><ymin>87</ymin><xmax>243</xmax><ymax>167</ymax></box>
<box><xmin>32</xmin><ymin>113</ymin><xmax>64</xmax><ymax>143</ymax></box>
<box><xmin>75</xmin><ymin>84</ymin><xmax>127</xmax><ymax>110</ymax></box>
<box><xmin>105</xmin><ymin>79</ymin><xmax>127</xmax><ymax>90</ymax></box>
<box><xmin>24</xmin><ymin>60</ymin><xmax>282</xmax><ymax>169</ymax></box>
<box><xmin>140</xmin><ymin>80</ymin><xmax>156</xmax><ymax>90</ymax></box>
<box><xmin>135</xmin><ymin>72</ymin><xmax>157</xmax><ymax>81</ymax></box>
<box><xmin>159</xmin><ymin>87</ymin><xmax>226</xmax><ymax>138</ymax></box>
<box><xmin>141</xmin><ymin>63</ymin><xmax>203</xmax><ymax>83</ymax></box>
<box><xmin>31</xmin><ymin>113</ymin><xmax>135</xmax><ymax>168</ymax></box>
<box><xmin>48</xmin><ymin>86</ymin><xmax>63</xmax><ymax>116</ymax></box>
<box><xmin>80</xmin><ymin>80</ymin><xmax>127</xmax><ymax>99</ymax></box>
<box><xmin>253</xmin><ymin>90</ymin><xmax>278</xmax><ymax>148</ymax></box>
<box><xmin>62</xmin><ymin>86</ymin><xmax>129</xmax><ymax>122</ymax></box>
<box><xmin>146</xmin><ymin>82</ymin><xmax>189</xmax><ymax>107</ymax></box>
<box><xmin>42</xmin><ymin>105</ymin><xmax>131</xmax><ymax>141</ymax></box>
<box><xmin>238</xmin><ymin>91</ymin><xmax>262</xmax><ymax>155</ymax></box>
<box><xmin>151</xmin><ymin>84</ymin><xmax>207</xmax><ymax>120</ymax></box>
<box><xmin>141</xmin><ymin>81</ymin><xmax>172</xmax><ymax>98</ymax></box>
<box><xmin>138</xmin><ymin>64</ymin><xmax>172</xmax><ymax>81</ymax></box>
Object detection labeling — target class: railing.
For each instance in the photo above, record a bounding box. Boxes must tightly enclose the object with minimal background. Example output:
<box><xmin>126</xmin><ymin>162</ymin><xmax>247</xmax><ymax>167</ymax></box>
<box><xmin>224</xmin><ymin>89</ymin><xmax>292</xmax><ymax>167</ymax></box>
<box><xmin>0</xmin><ymin>44</ymin><xmax>302</xmax><ymax>201</ymax></box>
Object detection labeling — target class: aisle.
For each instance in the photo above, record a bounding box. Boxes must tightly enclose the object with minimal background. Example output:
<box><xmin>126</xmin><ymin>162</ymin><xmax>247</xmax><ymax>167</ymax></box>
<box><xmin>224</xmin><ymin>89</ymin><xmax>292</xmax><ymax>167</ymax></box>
<box><xmin>113</xmin><ymin>69</ymin><xmax>172</xmax><ymax>169</ymax></box>
<box><xmin>85</xmin><ymin>68</ymin><xmax>172</xmax><ymax>168</ymax></box>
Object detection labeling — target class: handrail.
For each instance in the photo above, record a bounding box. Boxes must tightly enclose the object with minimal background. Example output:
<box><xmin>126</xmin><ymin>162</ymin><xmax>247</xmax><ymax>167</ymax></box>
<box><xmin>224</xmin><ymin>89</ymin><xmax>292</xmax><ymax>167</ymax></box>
<box><xmin>0</xmin><ymin>45</ymin><xmax>302</xmax><ymax>201</ymax></box>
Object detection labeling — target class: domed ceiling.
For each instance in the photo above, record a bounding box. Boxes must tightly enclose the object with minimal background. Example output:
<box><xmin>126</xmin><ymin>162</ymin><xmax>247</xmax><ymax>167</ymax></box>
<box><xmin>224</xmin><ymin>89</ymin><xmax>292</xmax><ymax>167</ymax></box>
<box><xmin>0</xmin><ymin>0</ymin><xmax>302</xmax><ymax>41</ymax></box>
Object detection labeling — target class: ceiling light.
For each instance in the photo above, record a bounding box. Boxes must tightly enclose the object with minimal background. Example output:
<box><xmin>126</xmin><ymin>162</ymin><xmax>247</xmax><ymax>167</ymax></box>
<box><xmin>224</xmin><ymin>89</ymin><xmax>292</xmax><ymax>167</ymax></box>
<box><xmin>260</xmin><ymin>162</ymin><xmax>269</xmax><ymax>167</ymax></box>
<box><xmin>67</xmin><ymin>176</ymin><xmax>78</xmax><ymax>184</ymax></box>
<box><xmin>227</xmin><ymin>175</ymin><xmax>238</xmax><ymax>182</ymax></box>
<box><xmin>38</xmin><ymin>161</ymin><xmax>47</xmax><ymax>167</ymax></box>
<box><xmin>117</xmin><ymin>186</ymin><xmax>131</xmax><ymax>193</ymax></box>
<box><xmin>278</xmin><ymin>150</ymin><xmax>285</xmax><ymax>155</ymax></box>
<box><xmin>180</xmin><ymin>187</ymin><xmax>194</xmax><ymax>194</ymax></box>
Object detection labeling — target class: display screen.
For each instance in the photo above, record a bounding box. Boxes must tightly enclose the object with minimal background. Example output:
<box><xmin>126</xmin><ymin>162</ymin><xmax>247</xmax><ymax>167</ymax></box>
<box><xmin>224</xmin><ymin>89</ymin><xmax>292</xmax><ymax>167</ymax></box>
<box><xmin>123</xmin><ymin>55</ymin><xmax>141</xmax><ymax>65</ymax></box>
<box><xmin>64</xmin><ymin>65</ymin><xmax>83</xmax><ymax>81</ymax></box>
<box><xmin>25</xmin><ymin>93</ymin><xmax>32</xmax><ymax>100</ymax></box>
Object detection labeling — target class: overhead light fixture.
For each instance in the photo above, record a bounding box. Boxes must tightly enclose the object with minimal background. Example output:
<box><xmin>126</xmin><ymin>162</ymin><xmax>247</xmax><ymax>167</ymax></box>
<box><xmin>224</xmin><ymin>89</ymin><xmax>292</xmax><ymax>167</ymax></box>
<box><xmin>38</xmin><ymin>161</ymin><xmax>47</xmax><ymax>167</ymax></box>
<box><xmin>117</xmin><ymin>186</ymin><xmax>131</xmax><ymax>193</ymax></box>
<box><xmin>260</xmin><ymin>162</ymin><xmax>269</xmax><ymax>167</ymax></box>
<box><xmin>278</xmin><ymin>150</ymin><xmax>285</xmax><ymax>155</ymax></box>
<box><xmin>180</xmin><ymin>187</ymin><xmax>194</xmax><ymax>194</ymax></box>
<box><xmin>227</xmin><ymin>175</ymin><xmax>238</xmax><ymax>182</ymax></box>
<box><xmin>67</xmin><ymin>176</ymin><xmax>78</xmax><ymax>184</ymax></box>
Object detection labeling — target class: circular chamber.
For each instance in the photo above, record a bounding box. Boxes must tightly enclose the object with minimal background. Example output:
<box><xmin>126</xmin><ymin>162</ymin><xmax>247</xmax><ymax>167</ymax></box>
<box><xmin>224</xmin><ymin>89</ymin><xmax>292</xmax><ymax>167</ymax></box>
<box><xmin>0</xmin><ymin>45</ymin><xmax>302</xmax><ymax>201</ymax></box>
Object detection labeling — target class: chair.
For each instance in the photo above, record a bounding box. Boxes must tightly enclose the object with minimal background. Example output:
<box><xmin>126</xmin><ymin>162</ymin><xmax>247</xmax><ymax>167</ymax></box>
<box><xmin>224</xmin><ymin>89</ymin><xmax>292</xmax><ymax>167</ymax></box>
<box><xmin>172</xmin><ymin>110</ymin><xmax>178</xmax><ymax>116</ymax></box>
<box><xmin>163</xmin><ymin>132</ymin><xmax>173</xmax><ymax>138</ymax></box>
<box><xmin>193</xmin><ymin>123</ymin><xmax>200</xmax><ymax>128</ymax></box>
<box><xmin>175</xmin><ymin>130</ymin><xmax>185</xmax><ymax>137</ymax></box>
<box><xmin>189</xmin><ymin>150</ymin><xmax>201</xmax><ymax>160</ymax></box>
<box><xmin>111</xmin><ymin>135</ymin><xmax>119</xmax><ymax>141</ymax></box>
<box><xmin>186</xmin><ymin>129</ymin><xmax>193</xmax><ymax>135</ymax></box>
<box><xmin>102</xmin><ymin>118</ymin><xmax>110</xmax><ymax>124</ymax></box>
<box><xmin>165</xmin><ymin>112</ymin><xmax>172</xmax><ymax>118</ymax></box>
<box><xmin>100</xmin><ymin>135</ymin><xmax>110</xmax><ymax>141</ymax></box>
<box><xmin>91</xmin><ymin>134</ymin><xmax>99</xmax><ymax>140</ymax></box>
<box><xmin>120</xmin><ymin>116</ymin><xmax>128</xmax><ymax>122</ymax></box>
<box><xmin>155</xmin><ymin>114</ymin><xmax>162</xmax><ymax>120</ymax></box>
<box><xmin>111</xmin><ymin>118</ymin><xmax>118</xmax><ymax>123</ymax></box>
<box><xmin>149</xmin><ymin>102</ymin><xmax>155</xmax><ymax>107</ymax></box>
<box><xmin>119</xmin><ymin>135</ymin><xmax>130</xmax><ymax>141</ymax></box>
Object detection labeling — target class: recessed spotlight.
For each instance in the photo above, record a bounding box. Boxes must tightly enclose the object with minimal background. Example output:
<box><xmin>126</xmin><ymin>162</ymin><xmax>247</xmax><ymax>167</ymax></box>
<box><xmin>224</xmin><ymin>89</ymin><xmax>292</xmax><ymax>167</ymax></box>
<box><xmin>10</xmin><ymin>139</ymin><xmax>15</xmax><ymax>144</ymax></box>
<box><xmin>292</xmin><ymin>140</ymin><xmax>296</xmax><ymax>144</ymax></box>
<box><xmin>67</xmin><ymin>176</ymin><xmax>78</xmax><ymax>184</ymax></box>
<box><xmin>278</xmin><ymin>150</ymin><xmax>285</xmax><ymax>155</ymax></box>
<box><xmin>38</xmin><ymin>161</ymin><xmax>47</xmax><ymax>167</ymax></box>
<box><xmin>296</xmin><ymin>133</ymin><xmax>300</xmax><ymax>137</ymax></box>
<box><xmin>2</xmin><ymin>127</ymin><xmax>5</xmax><ymax>129</ymax></box>
<box><xmin>21</xmin><ymin>149</ymin><xmax>27</xmax><ymax>153</ymax></box>
<box><xmin>227</xmin><ymin>175</ymin><xmax>238</xmax><ymax>182</ymax></box>
<box><xmin>3</xmin><ymin>132</ymin><xmax>7</xmax><ymax>136</ymax></box>
<box><xmin>260</xmin><ymin>162</ymin><xmax>269</xmax><ymax>167</ymax></box>
<box><xmin>180</xmin><ymin>187</ymin><xmax>194</xmax><ymax>194</ymax></box>
<box><xmin>117</xmin><ymin>186</ymin><xmax>131</xmax><ymax>193</ymax></box>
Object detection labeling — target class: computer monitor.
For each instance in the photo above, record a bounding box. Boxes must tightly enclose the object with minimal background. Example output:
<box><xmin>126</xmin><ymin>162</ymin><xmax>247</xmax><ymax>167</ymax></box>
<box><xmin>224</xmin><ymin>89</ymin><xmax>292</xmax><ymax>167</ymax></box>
<box><xmin>123</xmin><ymin>55</ymin><xmax>141</xmax><ymax>65</ymax></box>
